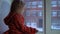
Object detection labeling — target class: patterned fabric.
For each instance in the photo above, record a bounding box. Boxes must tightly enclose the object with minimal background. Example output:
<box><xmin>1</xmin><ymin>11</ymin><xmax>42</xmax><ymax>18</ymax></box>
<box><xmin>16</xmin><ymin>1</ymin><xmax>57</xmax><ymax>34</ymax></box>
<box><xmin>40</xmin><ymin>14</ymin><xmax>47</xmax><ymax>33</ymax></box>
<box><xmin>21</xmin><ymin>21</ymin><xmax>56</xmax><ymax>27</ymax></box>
<box><xmin>3</xmin><ymin>12</ymin><xmax>37</xmax><ymax>34</ymax></box>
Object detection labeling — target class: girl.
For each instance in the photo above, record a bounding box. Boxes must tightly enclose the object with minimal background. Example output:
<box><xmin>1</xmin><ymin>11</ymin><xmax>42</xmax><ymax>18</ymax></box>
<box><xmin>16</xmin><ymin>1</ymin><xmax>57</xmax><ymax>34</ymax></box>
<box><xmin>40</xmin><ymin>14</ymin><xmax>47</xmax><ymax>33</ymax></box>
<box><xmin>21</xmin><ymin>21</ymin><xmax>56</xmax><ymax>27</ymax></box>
<box><xmin>4</xmin><ymin>0</ymin><xmax>38</xmax><ymax>34</ymax></box>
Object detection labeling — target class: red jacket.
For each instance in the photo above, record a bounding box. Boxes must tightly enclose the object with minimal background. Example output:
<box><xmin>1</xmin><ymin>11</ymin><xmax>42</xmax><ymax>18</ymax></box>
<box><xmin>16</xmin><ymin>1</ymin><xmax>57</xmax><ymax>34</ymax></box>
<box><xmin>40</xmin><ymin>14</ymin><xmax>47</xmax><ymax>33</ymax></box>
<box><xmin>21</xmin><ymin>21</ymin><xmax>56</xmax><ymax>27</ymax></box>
<box><xmin>3</xmin><ymin>12</ymin><xmax>37</xmax><ymax>34</ymax></box>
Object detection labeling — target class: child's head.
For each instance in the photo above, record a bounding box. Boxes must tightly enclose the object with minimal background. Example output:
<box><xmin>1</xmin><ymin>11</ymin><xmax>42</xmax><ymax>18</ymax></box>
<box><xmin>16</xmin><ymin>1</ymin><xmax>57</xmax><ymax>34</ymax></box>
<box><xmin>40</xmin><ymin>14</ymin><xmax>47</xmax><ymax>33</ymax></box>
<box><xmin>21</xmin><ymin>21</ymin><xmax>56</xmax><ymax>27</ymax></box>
<box><xmin>10</xmin><ymin>0</ymin><xmax>25</xmax><ymax>12</ymax></box>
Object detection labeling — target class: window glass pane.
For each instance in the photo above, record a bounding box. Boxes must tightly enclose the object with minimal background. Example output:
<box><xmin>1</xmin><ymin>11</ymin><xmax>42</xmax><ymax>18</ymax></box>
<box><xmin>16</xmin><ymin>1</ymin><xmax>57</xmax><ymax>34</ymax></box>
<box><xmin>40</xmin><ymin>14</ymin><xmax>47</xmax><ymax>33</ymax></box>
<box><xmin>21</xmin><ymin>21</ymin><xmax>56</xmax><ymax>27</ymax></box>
<box><xmin>26</xmin><ymin>21</ymin><xmax>31</xmax><ymax>27</ymax></box>
<box><xmin>31</xmin><ymin>10</ymin><xmax>37</xmax><ymax>16</ymax></box>
<box><xmin>51</xmin><ymin>0</ymin><xmax>60</xmax><ymax>30</ymax></box>
<box><xmin>38</xmin><ymin>5</ymin><xmax>42</xmax><ymax>8</ymax></box>
<box><xmin>51</xmin><ymin>10</ymin><xmax>57</xmax><ymax>16</ymax></box>
<box><xmin>37</xmin><ymin>1</ymin><xmax>42</xmax><ymax>8</ymax></box>
<box><xmin>51</xmin><ymin>1</ymin><xmax>57</xmax><ymax>5</ymax></box>
<box><xmin>58</xmin><ymin>0</ymin><xmax>60</xmax><ymax>6</ymax></box>
<box><xmin>30</xmin><ymin>22</ymin><xmax>37</xmax><ymax>28</ymax></box>
<box><xmin>25</xmin><ymin>2</ymin><xmax>31</xmax><ymax>8</ymax></box>
<box><xmin>26</xmin><ymin>2</ymin><xmax>31</xmax><ymax>6</ymax></box>
<box><xmin>25</xmin><ymin>10</ymin><xmax>30</xmax><ymax>16</ymax></box>
<box><xmin>37</xmin><ymin>1</ymin><xmax>42</xmax><ymax>5</ymax></box>
<box><xmin>26</xmin><ymin>5</ymin><xmax>31</xmax><ymax>8</ymax></box>
<box><xmin>25</xmin><ymin>0</ymin><xmax>30</xmax><ymax>2</ymax></box>
<box><xmin>31</xmin><ymin>1</ymin><xmax>37</xmax><ymax>8</ymax></box>
<box><xmin>31</xmin><ymin>5</ymin><xmax>37</xmax><ymax>8</ymax></box>
<box><xmin>58</xmin><ymin>1</ymin><xmax>60</xmax><ymax>5</ymax></box>
<box><xmin>58</xmin><ymin>10</ymin><xmax>60</xmax><ymax>16</ymax></box>
<box><xmin>51</xmin><ymin>18</ymin><xmax>58</xmax><ymax>29</ymax></box>
<box><xmin>31</xmin><ymin>1</ymin><xmax>37</xmax><ymax>6</ymax></box>
<box><xmin>38</xmin><ymin>11</ymin><xmax>43</xmax><ymax>16</ymax></box>
<box><xmin>51</xmin><ymin>1</ymin><xmax>57</xmax><ymax>7</ymax></box>
<box><xmin>38</xmin><ymin>19</ymin><xmax>43</xmax><ymax>28</ymax></box>
<box><xmin>24</xmin><ymin>0</ymin><xmax>43</xmax><ymax>32</ymax></box>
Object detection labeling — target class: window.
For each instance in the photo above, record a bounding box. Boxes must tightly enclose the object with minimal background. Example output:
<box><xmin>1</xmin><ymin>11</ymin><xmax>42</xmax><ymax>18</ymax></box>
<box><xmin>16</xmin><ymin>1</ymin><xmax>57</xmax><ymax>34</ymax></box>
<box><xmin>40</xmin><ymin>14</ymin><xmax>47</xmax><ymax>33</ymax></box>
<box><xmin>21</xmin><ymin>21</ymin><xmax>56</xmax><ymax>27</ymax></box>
<box><xmin>58</xmin><ymin>1</ymin><xmax>60</xmax><ymax>6</ymax></box>
<box><xmin>37</xmin><ymin>1</ymin><xmax>42</xmax><ymax>5</ymax></box>
<box><xmin>38</xmin><ymin>19</ymin><xmax>43</xmax><ymax>28</ymax></box>
<box><xmin>30</xmin><ymin>22</ymin><xmax>37</xmax><ymax>28</ymax></box>
<box><xmin>26</xmin><ymin>22</ymin><xmax>31</xmax><ymax>27</ymax></box>
<box><xmin>25</xmin><ymin>0</ymin><xmax>30</xmax><ymax>2</ymax></box>
<box><xmin>26</xmin><ymin>5</ymin><xmax>31</xmax><ymax>8</ymax></box>
<box><xmin>58</xmin><ymin>10</ymin><xmax>60</xmax><ymax>16</ymax></box>
<box><xmin>31</xmin><ymin>1</ymin><xmax>37</xmax><ymax>6</ymax></box>
<box><xmin>38</xmin><ymin>11</ymin><xmax>43</xmax><ymax>16</ymax></box>
<box><xmin>51</xmin><ymin>1</ymin><xmax>57</xmax><ymax>7</ymax></box>
<box><xmin>58</xmin><ymin>1</ymin><xmax>60</xmax><ymax>5</ymax></box>
<box><xmin>31</xmin><ymin>1</ymin><xmax>37</xmax><ymax>8</ymax></box>
<box><xmin>23</xmin><ymin>0</ymin><xmax>60</xmax><ymax>34</ymax></box>
<box><xmin>51</xmin><ymin>10</ymin><xmax>57</xmax><ymax>16</ymax></box>
<box><xmin>2</xmin><ymin>0</ymin><xmax>60</xmax><ymax>34</ymax></box>
<box><xmin>26</xmin><ymin>2</ymin><xmax>31</xmax><ymax>6</ymax></box>
<box><xmin>37</xmin><ymin>1</ymin><xmax>42</xmax><ymax>8</ymax></box>
<box><xmin>51</xmin><ymin>0</ymin><xmax>60</xmax><ymax>30</ymax></box>
<box><xmin>24</xmin><ymin>0</ymin><xmax>43</xmax><ymax>32</ymax></box>
<box><xmin>31</xmin><ymin>5</ymin><xmax>37</xmax><ymax>8</ymax></box>
<box><xmin>26</xmin><ymin>2</ymin><xmax>31</xmax><ymax>8</ymax></box>
<box><xmin>25</xmin><ymin>10</ymin><xmax>31</xmax><ymax>16</ymax></box>
<box><xmin>38</xmin><ymin>5</ymin><xmax>42</xmax><ymax>8</ymax></box>
<box><xmin>31</xmin><ymin>10</ymin><xmax>37</xmax><ymax>16</ymax></box>
<box><xmin>51</xmin><ymin>18</ymin><xmax>58</xmax><ymax>29</ymax></box>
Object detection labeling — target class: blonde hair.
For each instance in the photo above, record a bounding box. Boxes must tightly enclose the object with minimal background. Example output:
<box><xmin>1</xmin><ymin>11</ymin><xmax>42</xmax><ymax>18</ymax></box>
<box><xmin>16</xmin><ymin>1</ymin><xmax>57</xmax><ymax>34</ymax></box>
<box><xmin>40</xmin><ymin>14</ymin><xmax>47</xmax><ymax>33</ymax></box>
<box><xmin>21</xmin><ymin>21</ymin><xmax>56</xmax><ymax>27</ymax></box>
<box><xmin>10</xmin><ymin>0</ymin><xmax>25</xmax><ymax>12</ymax></box>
